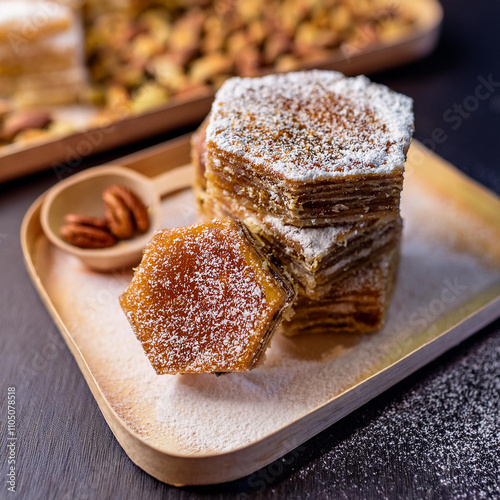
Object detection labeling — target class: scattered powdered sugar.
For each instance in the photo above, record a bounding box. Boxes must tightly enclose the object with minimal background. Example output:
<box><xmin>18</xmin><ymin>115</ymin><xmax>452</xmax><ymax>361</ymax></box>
<box><xmin>35</xmin><ymin>187</ymin><xmax>500</xmax><ymax>454</ymax></box>
<box><xmin>207</xmin><ymin>71</ymin><xmax>414</xmax><ymax>181</ymax></box>
<box><xmin>294</xmin><ymin>325</ymin><xmax>500</xmax><ymax>498</ymax></box>
<box><xmin>258</xmin><ymin>212</ymin><xmax>376</xmax><ymax>261</ymax></box>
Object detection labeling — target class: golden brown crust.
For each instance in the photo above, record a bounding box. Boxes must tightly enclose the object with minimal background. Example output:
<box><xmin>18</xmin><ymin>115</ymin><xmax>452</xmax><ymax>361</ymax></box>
<box><xmin>119</xmin><ymin>218</ymin><xmax>295</xmax><ymax>374</ymax></box>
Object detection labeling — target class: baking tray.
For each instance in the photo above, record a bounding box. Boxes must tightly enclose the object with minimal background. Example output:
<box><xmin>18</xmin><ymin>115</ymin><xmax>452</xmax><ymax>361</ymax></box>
<box><xmin>21</xmin><ymin>138</ymin><xmax>500</xmax><ymax>486</ymax></box>
<box><xmin>2</xmin><ymin>0</ymin><xmax>443</xmax><ymax>183</ymax></box>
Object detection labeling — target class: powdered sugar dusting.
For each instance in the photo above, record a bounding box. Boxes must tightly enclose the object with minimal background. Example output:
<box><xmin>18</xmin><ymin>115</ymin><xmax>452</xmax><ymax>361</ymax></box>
<box><xmin>120</xmin><ymin>218</ymin><xmax>285</xmax><ymax>374</ymax></box>
<box><xmin>34</xmin><ymin>186</ymin><xmax>500</xmax><ymax>453</ymax></box>
<box><xmin>213</xmin><ymin>196</ymin><xmax>384</xmax><ymax>261</ymax></box>
<box><xmin>207</xmin><ymin>70</ymin><xmax>414</xmax><ymax>181</ymax></box>
<box><xmin>258</xmin><ymin>212</ymin><xmax>375</xmax><ymax>261</ymax></box>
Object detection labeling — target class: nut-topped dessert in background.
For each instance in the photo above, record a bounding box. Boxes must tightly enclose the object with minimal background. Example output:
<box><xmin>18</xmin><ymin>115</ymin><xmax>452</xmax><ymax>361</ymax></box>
<box><xmin>0</xmin><ymin>0</ymin><xmax>87</xmax><ymax>107</ymax></box>
<box><xmin>0</xmin><ymin>0</ymin><xmax>419</xmax><ymax>148</ymax></box>
<box><xmin>0</xmin><ymin>0</ymin><xmax>87</xmax><ymax>146</ymax></box>
<box><xmin>84</xmin><ymin>0</ymin><xmax>417</xmax><ymax>118</ymax></box>
<box><xmin>194</xmin><ymin>69</ymin><xmax>414</xmax><ymax>337</ymax></box>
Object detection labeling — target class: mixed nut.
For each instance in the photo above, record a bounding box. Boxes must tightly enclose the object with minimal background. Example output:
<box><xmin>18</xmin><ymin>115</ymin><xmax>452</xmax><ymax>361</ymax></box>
<box><xmin>86</xmin><ymin>0</ymin><xmax>416</xmax><ymax>121</ymax></box>
<box><xmin>0</xmin><ymin>104</ymin><xmax>76</xmax><ymax>147</ymax></box>
<box><xmin>61</xmin><ymin>185</ymin><xmax>149</xmax><ymax>249</ymax></box>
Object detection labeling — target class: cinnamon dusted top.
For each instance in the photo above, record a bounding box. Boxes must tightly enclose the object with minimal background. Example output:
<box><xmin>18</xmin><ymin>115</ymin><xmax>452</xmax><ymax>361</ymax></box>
<box><xmin>206</xmin><ymin>70</ymin><xmax>414</xmax><ymax>182</ymax></box>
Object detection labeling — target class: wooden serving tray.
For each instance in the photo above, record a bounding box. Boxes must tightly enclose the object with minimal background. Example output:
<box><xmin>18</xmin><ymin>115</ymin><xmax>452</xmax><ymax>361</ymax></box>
<box><xmin>2</xmin><ymin>0</ymin><xmax>443</xmax><ymax>183</ymax></box>
<box><xmin>21</xmin><ymin>138</ymin><xmax>500</xmax><ymax>486</ymax></box>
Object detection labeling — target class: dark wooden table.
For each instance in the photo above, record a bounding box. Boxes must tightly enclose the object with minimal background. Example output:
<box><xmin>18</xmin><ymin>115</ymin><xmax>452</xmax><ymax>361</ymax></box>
<box><xmin>1</xmin><ymin>0</ymin><xmax>499</xmax><ymax>498</ymax></box>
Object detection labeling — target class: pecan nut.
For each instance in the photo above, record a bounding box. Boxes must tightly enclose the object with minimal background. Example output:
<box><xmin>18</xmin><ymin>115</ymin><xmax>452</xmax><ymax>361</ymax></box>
<box><xmin>103</xmin><ymin>189</ymin><xmax>134</xmax><ymax>239</ymax></box>
<box><xmin>64</xmin><ymin>213</ymin><xmax>109</xmax><ymax>230</ymax></box>
<box><xmin>2</xmin><ymin>109</ymin><xmax>52</xmax><ymax>142</ymax></box>
<box><xmin>103</xmin><ymin>185</ymin><xmax>149</xmax><ymax>238</ymax></box>
<box><xmin>60</xmin><ymin>218</ymin><xmax>117</xmax><ymax>249</ymax></box>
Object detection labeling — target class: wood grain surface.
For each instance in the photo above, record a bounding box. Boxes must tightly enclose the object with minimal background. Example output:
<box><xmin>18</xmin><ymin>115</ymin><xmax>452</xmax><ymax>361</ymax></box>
<box><xmin>1</xmin><ymin>0</ymin><xmax>499</xmax><ymax>498</ymax></box>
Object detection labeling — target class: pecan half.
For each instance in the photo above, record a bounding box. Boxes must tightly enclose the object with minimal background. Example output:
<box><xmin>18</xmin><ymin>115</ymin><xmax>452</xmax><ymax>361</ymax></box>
<box><xmin>103</xmin><ymin>185</ymin><xmax>149</xmax><ymax>238</ymax></box>
<box><xmin>103</xmin><ymin>189</ymin><xmax>134</xmax><ymax>239</ymax></box>
<box><xmin>64</xmin><ymin>213</ymin><xmax>109</xmax><ymax>230</ymax></box>
<box><xmin>60</xmin><ymin>221</ymin><xmax>117</xmax><ymax>249</ymax></box>
<box><xmin>2</xmin><ymin>109</ymin><xmax>52</xmax><ymax>142</ymax></box>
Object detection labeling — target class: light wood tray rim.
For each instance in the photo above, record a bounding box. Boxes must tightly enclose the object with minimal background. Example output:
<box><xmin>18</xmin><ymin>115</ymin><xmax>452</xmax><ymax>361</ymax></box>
<box><xmin>20</xmin><ymin>138</ymin><xmax>500</xmax><ymax>486</ymax></box>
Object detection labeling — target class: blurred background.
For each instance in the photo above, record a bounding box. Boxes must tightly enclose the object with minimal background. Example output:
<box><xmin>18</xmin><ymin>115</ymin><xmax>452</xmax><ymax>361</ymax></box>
<box><xmin>1</xmin><ymin>0</ymin><xmax>498</xmax><ymax>191</ymax></box>
<box><xmin>2</xmin><ymin>0</ymin><xmax>441</xmax><ymax>172</ymax></box>
<box><xmin>1</xmin><ymin>0</ymin><xmax>498</xmax><ymax>190</ymax></box>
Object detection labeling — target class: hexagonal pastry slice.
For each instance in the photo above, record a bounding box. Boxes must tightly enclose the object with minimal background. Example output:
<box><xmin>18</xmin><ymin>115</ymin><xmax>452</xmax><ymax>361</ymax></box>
<box><xmin>120</xmin><ymin>218</ymin><xmax>295</xmax><ymax>374</ymax></box>
<box><xmin>205</xmin><ymin>70</ymin><xmax>414</xmax><ymax>226</ymax></box>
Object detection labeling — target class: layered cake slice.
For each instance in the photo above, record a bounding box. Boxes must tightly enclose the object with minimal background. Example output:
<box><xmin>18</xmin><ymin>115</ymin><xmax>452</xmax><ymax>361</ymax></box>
<box><xmin>201</xmin><ymin>192</ymin><xmax>402</xmax><ymax>299</ymax></box>
<box><xmin>205</xmin><ymin>70</ymin><xmax>414</xmax><ymax>226</ymax></box>
<box><xmin>120</xmin><ymin>218</ymin><xmax>295</xmax><ymax>374</ymax></box>
<box><xmin>0</xmin><ymin>1</ymin><xmax>72</xmax><ymax>42</ymax></box>
<box><xmin>282</xmin><ymin>247</ymin><xmax>400</xmax><ymax>336</ymax></box>
<box><xmin>193</xmin><ymin>121</ymin><xmax>402</xmax><ymax>299</ymax></box>
<box><xmin>0</xmin><ymin>1</ymin><xmax>87</xmax><ymax>107</ymax></box>
<box><xmin>13</xmin><ymin>66</ymin><xmax>87</xmax><ymax>107</ymax></box>
<box><xmin>0</xmin><ymin>14</ymin><xmax>85</xmax><ymax>74</ymax></box>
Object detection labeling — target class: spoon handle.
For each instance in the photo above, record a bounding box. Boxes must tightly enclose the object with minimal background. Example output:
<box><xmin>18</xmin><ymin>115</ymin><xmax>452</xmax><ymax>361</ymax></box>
<box><xmin>152</xmin><ymin>164</ymin><xmax>195</xmax><ymax>198</ymax></box>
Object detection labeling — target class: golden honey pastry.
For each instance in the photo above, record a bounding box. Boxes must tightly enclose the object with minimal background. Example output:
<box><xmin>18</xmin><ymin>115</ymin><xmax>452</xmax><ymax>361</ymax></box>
<box><xmin>205</xmin><ymin>70</ymin><xmax>414</xmax><ymax>226</ymax></box>
<box><xmin>120</xmin><ymin>218</ymin><xmax>295</xmax><ymax>374</ymax></box>
<box><xmin>190</xmin><ymin>70</ymin><xmax>410</xmax><ymax>337</ymax></box>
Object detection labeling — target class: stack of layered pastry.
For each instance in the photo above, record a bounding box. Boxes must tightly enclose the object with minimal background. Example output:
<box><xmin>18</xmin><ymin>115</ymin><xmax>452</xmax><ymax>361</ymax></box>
<box><xmin>0</xmin><ymin>0</ymin><xmax>86</xmax><ymax>106</ymax></box>
<box><xmin>192</xmin><ymin>70</ymin><xmax>414</xmax><ymax>336</ymax></box>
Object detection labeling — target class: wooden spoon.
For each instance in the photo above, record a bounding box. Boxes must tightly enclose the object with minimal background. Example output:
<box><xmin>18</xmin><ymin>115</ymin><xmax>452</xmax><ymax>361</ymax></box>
<box><xmin>40</xmin><ymin>164</ymin><xmax>193</xmax><ymax>271</ymax></box>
